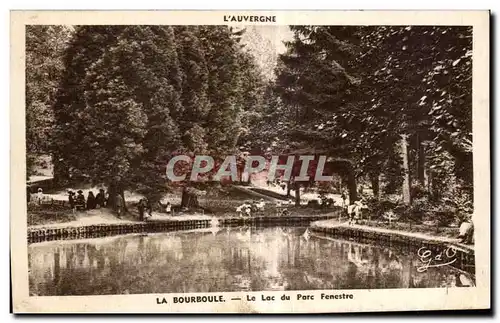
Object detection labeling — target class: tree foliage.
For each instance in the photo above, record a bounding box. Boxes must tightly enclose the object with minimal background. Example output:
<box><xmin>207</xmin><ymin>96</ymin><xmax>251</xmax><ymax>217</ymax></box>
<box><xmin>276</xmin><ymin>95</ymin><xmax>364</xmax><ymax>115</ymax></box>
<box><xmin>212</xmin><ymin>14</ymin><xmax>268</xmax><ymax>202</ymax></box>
<box><xmin>275</xmin><ymin>25</ymin><xmax>473</xmax><ymax>207</ymax></box>
<box><xmin>46</xmin><ymin>25</ymin><xmax>267</xmax><ymax>202</ymax></box>
<box><xmin>26</xmin><ymin>25</ymin><xmax>72</xmax><ymax>175</ymax></box>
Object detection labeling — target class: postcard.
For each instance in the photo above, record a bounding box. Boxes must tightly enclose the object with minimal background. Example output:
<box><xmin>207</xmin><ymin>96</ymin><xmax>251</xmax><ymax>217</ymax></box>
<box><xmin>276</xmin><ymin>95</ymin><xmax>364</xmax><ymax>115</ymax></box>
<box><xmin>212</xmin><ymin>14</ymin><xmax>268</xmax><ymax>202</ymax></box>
<box><xmin>11</xmin><ymin>10</ymin><xmax>490</xmax><ymax>313</ymax></box>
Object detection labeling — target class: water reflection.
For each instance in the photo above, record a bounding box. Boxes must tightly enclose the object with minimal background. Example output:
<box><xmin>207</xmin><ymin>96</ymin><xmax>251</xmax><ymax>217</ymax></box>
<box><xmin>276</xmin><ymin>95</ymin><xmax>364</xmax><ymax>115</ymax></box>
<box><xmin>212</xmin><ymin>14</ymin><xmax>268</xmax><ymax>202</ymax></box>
<box><xmin>28</xmin><ymin>227</ymin><xmax>474</xmax><ymax>296</ymax></box>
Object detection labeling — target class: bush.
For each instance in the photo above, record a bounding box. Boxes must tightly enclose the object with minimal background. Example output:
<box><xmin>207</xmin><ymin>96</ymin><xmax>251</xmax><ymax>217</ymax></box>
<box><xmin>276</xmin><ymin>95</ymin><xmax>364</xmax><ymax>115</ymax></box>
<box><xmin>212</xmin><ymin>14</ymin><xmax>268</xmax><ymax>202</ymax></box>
<box><xmin>451</xmin><ymin>189</ymin><xmax>473</xmax><ymax>223</ymax></box>
<box><xmin>430</xmin><ymin>204</ymin><xmax>456</xmax><ymax>227</ymax></box>
<box><xmin>405</xmin><ymin>198</ymin><xmax>428</xmax><ymax>224</ymax></box>
<box><xmin>307</xmin><ymin>200</ymin><xmax>320</xmax><ymax>208</ymax></box>
<box><xmin>365</xmin><ymin>196</ymin><xmax>429</xmax><ymax>224</ymax></box>
<box><xmin>411</xmin><ymin>183</ymin><xmax>429</xmax><ymax>200</ymax></box>
<box><xmin>363</xmin><ymin>198</ymin><xmax>398</xmax><ymax>221</ymax></box>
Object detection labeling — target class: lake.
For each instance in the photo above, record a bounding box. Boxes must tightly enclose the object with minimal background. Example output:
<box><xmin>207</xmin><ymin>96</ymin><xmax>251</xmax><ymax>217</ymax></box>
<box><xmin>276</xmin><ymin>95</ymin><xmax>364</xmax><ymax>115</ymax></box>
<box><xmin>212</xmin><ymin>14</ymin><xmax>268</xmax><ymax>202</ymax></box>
<box><xmin>28</xmin><ymin>226</ymin><xmax>474</xmax><ymax>295</ymax></box>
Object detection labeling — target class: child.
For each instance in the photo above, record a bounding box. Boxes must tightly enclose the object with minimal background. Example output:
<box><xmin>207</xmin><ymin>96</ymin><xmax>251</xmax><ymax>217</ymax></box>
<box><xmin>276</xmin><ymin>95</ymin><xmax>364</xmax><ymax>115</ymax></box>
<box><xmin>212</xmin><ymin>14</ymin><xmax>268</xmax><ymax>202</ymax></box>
<box><xmin>36</xmin><ymin>188</ymin><xmax>44</xmax><ymax>205</ymax></box>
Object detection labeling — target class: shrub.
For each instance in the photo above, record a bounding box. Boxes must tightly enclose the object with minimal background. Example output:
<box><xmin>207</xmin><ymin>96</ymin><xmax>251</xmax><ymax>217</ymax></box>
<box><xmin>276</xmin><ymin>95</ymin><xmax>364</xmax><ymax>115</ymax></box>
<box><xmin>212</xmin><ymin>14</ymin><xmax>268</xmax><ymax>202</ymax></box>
<box><xmin>363</xmin><ymin>197</ymin><xmax>398</xmax><ymax>221</ymax></box>
<box><xmin>405</xmin><ymin>198</ymin><xmax>428</xmax><ymax>224</ymax></box>
<box><xmin>430</xmin><ymin>204</ymin><xmax>456</xmax><ymax>227</ymax></box>
<box><xmin>411</xmin><ymin>183</ymin><xmax>429</xmax><ymax>200</ymax></box>
<box><xmin>452</xmin><ymin>189</ymin><xmax>473</xmax><ymax>223</ymax></box>
<box><xmin>307</xmin><ymin>199</ymin><xmax>320</xmax><ymax>208</ymax></box>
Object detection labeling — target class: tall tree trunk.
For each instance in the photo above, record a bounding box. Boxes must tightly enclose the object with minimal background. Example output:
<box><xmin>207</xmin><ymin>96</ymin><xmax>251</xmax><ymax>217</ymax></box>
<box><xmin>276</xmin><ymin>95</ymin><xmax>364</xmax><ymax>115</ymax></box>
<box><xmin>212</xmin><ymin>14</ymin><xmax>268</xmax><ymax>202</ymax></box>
<box><xmin>400</xmin><ymin>134</ymin><xmax>411</xmax><ymax>205</ymax></box>
<box><xmin>181</xmin><ymin>187</ymin><xmax>199</xmax><ymax>209</ymax></box>
<box><xmin>294</xmin><ymin>182</ymin><xmax>301</xmax><ymax>206</ymax></box>
<box><xmin>417</xmin><ymin>133</ymin><xmax>426</xmax><ymax>186</ymax></box>
<box><xmin>181</xmin><ymin>187</ymin><xmax>189</xmax><ymax>207</ymax></box>
<box><xmin>347</xmin><ymin>170</ymin><xmax>357</xmax><ymax>204</ymax></box>
<box><xmin>286</xmin><ymin>182</ymin><xmax>292</xmax><ymax>197</ymax></box>
<box><xmin>369</xmin><ymin>171</ymin><xmax>380</xmax><ymax>200</ymax></box>
<box><xmin>107</xmin><ymin>182</ymin><xmax>126</xmax><ymax>211</ymax></box>
<box><xmin>53</xmin><ymin>158</ymin><xmax>70</xmax><ymax>186</ymax></box>
<box><xmin>121</xmin><ymin>191</ymin><xmax>127</xmax><ymax>212</ymax></box>
<box><xmin>107</xmin><ymin>182</ymin><xmax>117</xmax><ymax>209</ymax></box>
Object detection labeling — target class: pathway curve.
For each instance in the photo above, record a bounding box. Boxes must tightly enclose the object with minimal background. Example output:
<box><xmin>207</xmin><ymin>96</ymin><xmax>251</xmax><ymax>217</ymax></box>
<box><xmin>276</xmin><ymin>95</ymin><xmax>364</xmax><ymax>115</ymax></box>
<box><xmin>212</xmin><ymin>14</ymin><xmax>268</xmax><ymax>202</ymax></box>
<box><xmin>29</xmin><ymin>209</ymin><xmax>214</xmax><ymax>230</ymax></box>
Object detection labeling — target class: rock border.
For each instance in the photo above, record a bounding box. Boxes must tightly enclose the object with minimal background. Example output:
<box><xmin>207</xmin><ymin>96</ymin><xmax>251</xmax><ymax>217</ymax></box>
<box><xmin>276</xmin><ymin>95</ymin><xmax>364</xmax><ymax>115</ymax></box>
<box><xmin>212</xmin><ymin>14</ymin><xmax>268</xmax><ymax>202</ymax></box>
<box><xmin>27</xmin><ymin>214</ymin><xmax>336</xmax><ymax>244</ymax></box>
<box><xmin>310</xmin><ymin>221</ymin><xmax>475</xmax><ymax>274</ymax></box>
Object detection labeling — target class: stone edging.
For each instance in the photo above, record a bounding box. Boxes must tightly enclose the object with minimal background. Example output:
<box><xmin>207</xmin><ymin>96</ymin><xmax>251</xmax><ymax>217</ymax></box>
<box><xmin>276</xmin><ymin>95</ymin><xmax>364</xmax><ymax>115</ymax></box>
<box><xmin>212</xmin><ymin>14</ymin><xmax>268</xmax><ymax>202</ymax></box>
<box><xmin>28</xmin><ymin>214</ymin><xmax>336</xmax><ymax>244</ymax></box>
<box><xmin>310</xmin><ymin>221</ymin><xmax>475</xmax><ymax>274</ymax></box>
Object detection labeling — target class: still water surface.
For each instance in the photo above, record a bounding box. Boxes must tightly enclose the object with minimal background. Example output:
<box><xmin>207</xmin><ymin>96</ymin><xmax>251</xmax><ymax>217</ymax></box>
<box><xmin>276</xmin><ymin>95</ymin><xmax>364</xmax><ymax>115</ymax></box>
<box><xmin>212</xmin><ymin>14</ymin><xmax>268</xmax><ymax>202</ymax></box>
<box><xmin>29</xmin><ymin>226</ymin><xmax>472</xmax><ymax>295</ymax></box>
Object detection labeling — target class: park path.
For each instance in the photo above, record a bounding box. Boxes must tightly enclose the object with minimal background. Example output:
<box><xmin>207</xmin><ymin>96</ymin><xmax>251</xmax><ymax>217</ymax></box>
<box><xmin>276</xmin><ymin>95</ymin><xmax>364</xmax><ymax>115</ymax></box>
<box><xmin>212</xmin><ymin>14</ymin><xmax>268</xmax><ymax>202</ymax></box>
<box><xmin>30</xmin><ymin>209</ymin><xmax>134</xmax><ymax>229</ymax></box>
<box><xmin>29</xmin><ymin>208</ymin><xmax>213</xmax><ymax>230</ymax></box>
<box><xmin>231</xmin><ymin>185</ymin><xmax>281</xmax><ymax>201</ymax></box>
<box><xmin>233</xmin><ymin>184</ymin><xmax>345</xmax><ymax>206</ymax></box>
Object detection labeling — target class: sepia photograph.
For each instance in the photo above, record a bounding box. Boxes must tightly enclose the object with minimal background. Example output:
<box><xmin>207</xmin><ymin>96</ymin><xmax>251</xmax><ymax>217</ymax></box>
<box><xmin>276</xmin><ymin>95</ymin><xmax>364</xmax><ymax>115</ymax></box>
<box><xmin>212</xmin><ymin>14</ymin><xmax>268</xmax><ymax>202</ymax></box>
<box><xmin>11</xmin><ymin>10</ymin><xmax>490</xmax><ymax>313</ymax></box>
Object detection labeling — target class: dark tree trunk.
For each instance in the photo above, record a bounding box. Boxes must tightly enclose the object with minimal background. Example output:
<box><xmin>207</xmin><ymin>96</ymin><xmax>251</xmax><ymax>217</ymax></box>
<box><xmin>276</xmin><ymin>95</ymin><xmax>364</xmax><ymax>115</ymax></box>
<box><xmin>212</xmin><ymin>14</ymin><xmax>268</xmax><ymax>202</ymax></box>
<box><xmin>430</xmin><ymin>172</ymin><xmax>440</xmax><ymax>201</ymax></box>
<box><xmin>181</xmin><ymin>187</ymin><xmax>199</xmax><ymax>208</ymax></box>
<box><xmin>347</xmin><ymin>170</ymin><xmax>357</xmax><ymax>204</ymax></box>
<box><xmin>369</xmin><ymin>171</ymin><xmax>380</xmax><ymax>200</ymax></box>
<box><xmin>107</xmin><ymin>182</ymin><xmax>117</xmax><ymax>209</ymax></box>
<box><xmin>53</xmin><ymin>159</ymin><xmax>70</xmax><ymax>186</ymax></box>
<box><xmin>121</xmin><ymin>191</ymin><xmax>127</xmax><ymax>212</ymax></box>
<box><xmin>294</xmin><ymin>182</ymin><xmax>301</xmax><ymax>206</ymax></box>
<box><xmin>107</xmin><ymin>182</ymin><xmax>126</xmax><ymax>211</ymax></box>
<box><xmin>286</xmin><ymin>183</ymin><xmax>292</xmax><ymax>197</ymax></box>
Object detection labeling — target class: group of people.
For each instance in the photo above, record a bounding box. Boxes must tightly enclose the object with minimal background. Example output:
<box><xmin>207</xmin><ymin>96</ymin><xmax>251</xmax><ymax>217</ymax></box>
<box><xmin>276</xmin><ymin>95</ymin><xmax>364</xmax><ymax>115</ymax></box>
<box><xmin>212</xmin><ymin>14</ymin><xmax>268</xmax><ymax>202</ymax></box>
<box><xmin>68</xmin><ymin>188</ymin><xmax>108</xmax><ymax>211</ymax></box>
<box><xmin>236</xmin><ymin>199</ymin><xmax>266</xmax><ymax>217</ymax></box>
<box><xmin>65</xmin><ymin>188</ymin><xmax>131</xmax><ymax>219</ymax></box>
<box><xmin>67</xmin><ymin>189</ymin><xmax>174</xmax><ymax>221</ymax></box>
<box><xmin>28</xmin><ymin>188</ymin><xmax>52</xmax><ymax>205</ymax></box>
<box><xmin>346</xmin><ymin>200</ymin><xmax>366</xmax><ymax>225</ymax></box>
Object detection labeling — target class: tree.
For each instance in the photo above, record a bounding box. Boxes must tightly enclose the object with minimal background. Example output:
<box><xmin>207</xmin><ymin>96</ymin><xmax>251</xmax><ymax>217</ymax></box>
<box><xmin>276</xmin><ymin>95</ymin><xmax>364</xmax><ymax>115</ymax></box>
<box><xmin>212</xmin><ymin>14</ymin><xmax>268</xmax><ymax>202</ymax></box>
<box><xmin>52</xmin><ymin>26</ymin><xmax>183</xmax><ymax>206</ymax></box>
<box><xmin>26</xmin><ymin>25</ymin><xmax>72</xmax><ymax>176</ymax></box>
<box><xmin>275</xmin><ymin>26</ymin><xmax>364</xmax><ymax>203</ymax></box>
<box><xmin>358</xmin><ymin>26</ymin><xmax>473</xmax><ymax>200</ymax></box>
<box><xmin>274</xmin><ymin>25</ymin><xmax>472</xmax><ymax>207</ymax></box>
<box><xmin>199</xmin><ymin>26</ymin><xmax>247</xmax><ymax>155</ymax></box>
<box><xmin>173</xmin><ymin>26</ymin><xmax>211</xmax><ymax>153</ymax></box>
<box><xmin>52</xmin><ymin>26</ymin><xmax>123</xmax><ymax>184</ymax></box>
